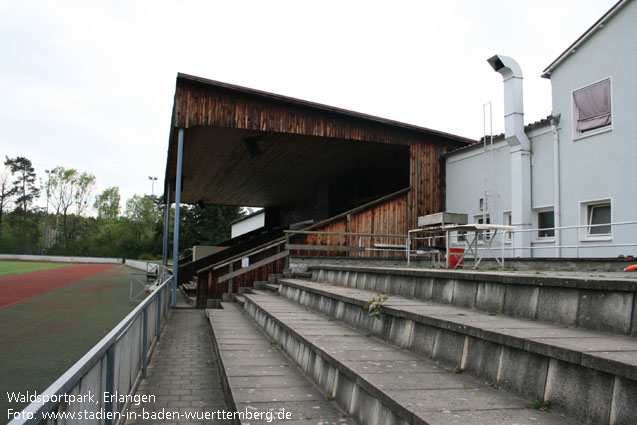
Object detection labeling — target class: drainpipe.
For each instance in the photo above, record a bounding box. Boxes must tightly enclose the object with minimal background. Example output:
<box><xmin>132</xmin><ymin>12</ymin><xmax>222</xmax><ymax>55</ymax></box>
<box><xmin>487</xmin><ymin>55</ymin><xmax>532</xmax><ymax>258</ymax></box>
<box><xmin>550</xmin><ymin>115</ymin><xmax>561</xmax><ymax>258</ymax></box>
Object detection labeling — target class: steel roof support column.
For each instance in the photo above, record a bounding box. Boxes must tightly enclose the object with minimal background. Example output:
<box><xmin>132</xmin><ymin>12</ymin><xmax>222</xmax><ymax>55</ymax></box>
<box><xmin>162</xmin><ymin>182</ymin><xmax>171</xmax><ymax>266</ymax></box>
<box><xmin>172</xmin><ymin>128</ymin><xmax>184</xmax><ymax>307</ymax></box>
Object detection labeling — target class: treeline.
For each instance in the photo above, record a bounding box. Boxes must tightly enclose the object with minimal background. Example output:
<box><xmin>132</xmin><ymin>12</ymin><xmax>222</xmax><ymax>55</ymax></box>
<box><xmin>0</xmin><ymin>156</ymin><xmax>243</xmax><ymax>259</ymax></box>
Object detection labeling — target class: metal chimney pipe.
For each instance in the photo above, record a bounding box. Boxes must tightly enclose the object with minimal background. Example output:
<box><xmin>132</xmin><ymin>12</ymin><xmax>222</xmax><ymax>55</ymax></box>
<box><xmin>487</xmin><ymin>54</ymin><xmax>532</xmax><ymax>257</ymax></box>
<box><xmin>487</xmin><ymin>55</ymin><xmax>530</xmax><ymax>150</ymax></box>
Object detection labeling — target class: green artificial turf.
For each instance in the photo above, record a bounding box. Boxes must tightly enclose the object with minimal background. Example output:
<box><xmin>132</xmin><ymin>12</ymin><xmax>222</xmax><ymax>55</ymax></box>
<box><xmin>0</xmin><ymin>260</ymin><xmax>73</xmax><ymax>277</ymax></box>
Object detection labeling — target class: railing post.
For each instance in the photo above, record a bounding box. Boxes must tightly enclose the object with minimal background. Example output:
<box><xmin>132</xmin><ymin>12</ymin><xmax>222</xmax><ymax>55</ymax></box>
<box><xmin>104</xmin><ymin>345</ymin><xmax>115</xmax><ymax>425</ymax></box>
<box><xmin>284</xmin><ymin>234</ymin><xmax>290</xmax><ymax>269</ymax></box>
<box><xmin>156</xmin><ymin>291</ymin><xmax>161</xmax><ymax>340</ymax></box>
<box><xmin>406</xmin><ymin>233</ymin><xmax>411</xmax><ymax>266</ymax></box>
<box><xmin>142</xmin><ymin>306</ymin><xmax>148</xmax><ymax>378</ymax></box>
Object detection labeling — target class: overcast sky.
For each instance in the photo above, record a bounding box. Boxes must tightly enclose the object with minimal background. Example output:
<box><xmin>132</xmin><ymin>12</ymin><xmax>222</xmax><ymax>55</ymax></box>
<box><xmin>0</xmin><ymin>0</ymin><xmax>618</xmax><ymax>211</ymax></box>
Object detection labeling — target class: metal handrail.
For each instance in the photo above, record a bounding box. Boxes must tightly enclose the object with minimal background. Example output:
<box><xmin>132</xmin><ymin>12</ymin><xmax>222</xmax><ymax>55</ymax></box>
<box><xmin>284</xmin><ymin>229</ymin><xmax>407</xmax><ymax>239</ymax></box>
<box><xmin>411</xmin><ymin>220</ymin><xmax>637</xmax><ymax>261</ymax></box>
<box><xmin>9</xmin><ymin>274</ymin><xmax>173</xmax><ymax>425</ymax></box>
<box><xmin>197</xmin><ymin>239</ymin><xmax>287</xmax><ymax>275</ymax></box>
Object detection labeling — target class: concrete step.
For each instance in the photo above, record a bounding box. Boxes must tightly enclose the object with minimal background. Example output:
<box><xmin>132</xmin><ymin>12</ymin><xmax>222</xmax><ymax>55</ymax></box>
<box><xmin>308</xmin><ymin>265</ymin><xmax>637</xmax><ymax>336</ymax></box>
<box><xmin>231</xmin><ymin>294</ymin><xmax>245</xmax><ymax>307</ymax></box>
<box><xmin>264</xmin><ymin>283</ymin><xmax>280</xmax><ymax>293</ymax></box>
<box><xmin>243</xmin><ymin>290</ymin><xmax>578</xmax><ymax>425</ymax></box>
<box><xmin>277</xmin><ymin>277</ymin><xmax>637</xmax><ymax>425</ymax></box>
<box><xmin>206</xmin><ymin>303</ymin><xmax>357</xmax><ymax>424</ymax></box>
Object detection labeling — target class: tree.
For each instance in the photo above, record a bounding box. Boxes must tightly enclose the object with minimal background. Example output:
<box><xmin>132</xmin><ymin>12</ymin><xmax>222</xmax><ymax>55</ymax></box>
<box><xmin>179</xmin><ymin>204</ymin><xmax>243</xmax><ymax>250</ymax></box>
<box><xmin>71</xmin><ymin>172</ymin><xmax>96</xmax><ymax>242</ymax></box>
<box><xmin>47</xmin><ymin>167</ymin><xmax>96</xmax><ymax>250</ymax></box>
<box><xmin>5</xmin><ymin>156</ymin><xmax>40</xmax><ymax>253</ymax></box>
<box><xmin>94</xmin><ymin>187</ymin><xmax>121</xmax><ymax>220</ymax></box>
<box><xmin>0</xmin><ymin>168</ymin><xmax>14</xmax><ymax>240</ymax></box>
<box><xmin>125</xmin><ymin>194</ymin><xmax>161</xmax><ymax>256</ymax></box>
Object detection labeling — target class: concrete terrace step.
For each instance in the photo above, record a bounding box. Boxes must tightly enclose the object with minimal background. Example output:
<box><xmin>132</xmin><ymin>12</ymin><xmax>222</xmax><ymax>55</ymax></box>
<box><xmin>277</xmin><ymin>278</ymin><xmax>637</xmax><ymax>425</ymax></box>
<box><xmin>206</xmin><ymin>303</ymin><xmax>357</xmax><ymax>425</ymax></box>
<box><xmin>243</xmin><ymin>290</ymin><xmax>578</xmax><ymax>425</ymax></box>
<box><xmin>309</xmin><ymin>265</ymin><xmax>637</xmax><ymax>336</ymax></box>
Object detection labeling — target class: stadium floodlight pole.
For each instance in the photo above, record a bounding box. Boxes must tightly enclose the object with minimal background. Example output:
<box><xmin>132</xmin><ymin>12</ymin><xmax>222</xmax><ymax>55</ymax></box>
<box><xmin>148</xmin><ymin>176</ymin><xmax>158</xmax><ymax>196</ymax></box>
<box><xmin>172</xmin><ymin>129</ymin><xmax>184</xmax><ymax>307</ymax></box>
<box><xmin>162</xmin><ymin>182</ymin><xmax>171</xmax><ymax>266</ymax></box>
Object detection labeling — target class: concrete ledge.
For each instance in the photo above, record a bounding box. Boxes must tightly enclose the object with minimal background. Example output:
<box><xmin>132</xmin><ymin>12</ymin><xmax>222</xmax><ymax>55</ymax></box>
<box><xmin>310</xmin><ymin>266</ymin><xmax>637</xmax><ymax>335</ymax></box>
<box><xmin>243</xmin><ymin>292</ymin><xmax>578</xmax><ymax>425</ymax></box>
<box><xmin>206</xmin><ymin>305</ymin><xmax>356</xmax><ymax>424</ymax></box>
<box><xmin>0</xmin><ymin>253</ymin><xmax>123</xmax><ymax>264</ymax></box>
<box><xmin>278</xmin><ymin>278</ymin><xmax>637</xmax><ymax>425</ymax></box>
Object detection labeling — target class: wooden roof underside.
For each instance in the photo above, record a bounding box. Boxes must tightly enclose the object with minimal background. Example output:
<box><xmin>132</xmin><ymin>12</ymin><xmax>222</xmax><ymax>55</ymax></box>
<box><xmin>164</xmin><ymin>74</ymin><xmax>472</xmax><ymax>207</ymax></box>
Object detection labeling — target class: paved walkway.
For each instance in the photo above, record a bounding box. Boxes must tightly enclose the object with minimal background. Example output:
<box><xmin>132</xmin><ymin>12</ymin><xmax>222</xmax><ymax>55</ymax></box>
<box><xmin>125</xmin><ymin>309</ymin><xmax>232</xmax><ymax>425</ymax></box>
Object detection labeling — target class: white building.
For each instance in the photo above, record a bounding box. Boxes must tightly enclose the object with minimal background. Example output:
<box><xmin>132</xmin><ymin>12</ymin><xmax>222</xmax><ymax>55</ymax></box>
<box><xmin>231</xmin><ymin>209</ymin><xmax>265</xmax><ymax>239</ymax></box>
<box><xmin>445</xmin><ymin>0</ymin><xmax>636</xmax><ymax>258</ymax></box>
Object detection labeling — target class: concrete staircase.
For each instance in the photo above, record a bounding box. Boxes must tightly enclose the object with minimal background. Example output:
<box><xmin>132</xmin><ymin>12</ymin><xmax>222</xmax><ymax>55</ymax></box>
<box><xmin>207</xmin><ymin>302</ymin><xmax>357</xmax><ymax>424</ymax></box>
<box><xmin>207</xmin><ymin>265</ymin><xmax>637</xmax><ymax>425</ymax></box>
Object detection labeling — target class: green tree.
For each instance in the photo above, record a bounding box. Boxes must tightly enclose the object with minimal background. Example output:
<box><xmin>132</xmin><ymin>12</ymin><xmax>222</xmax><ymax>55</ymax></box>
<box><xmin>5</xmin><ymin>156</ymin><xmax>40</xmax><ymax>253</ymax></box>
<box><xmin>0</xmin><ymin>168</ymin><xmax>14</xmax><ymax>240</ymax></box>
<box><xmin>47</xmin><ymin>167</ymin><xmax>96</xmax><ymax>250</ymax></box>
<box><xmin>94</xmin><ymin>187</ymin><xmax>121</xmax><ymax>220</ymax></box>
<box><xmin>125</xmin><ymin>194</ymin><xmax>160</xmax><ymax>257</ymax></box>
<box><xmin>179</xmin><ymin>204</ymin><xmax>243</xmax><ymax>251</ymax></box>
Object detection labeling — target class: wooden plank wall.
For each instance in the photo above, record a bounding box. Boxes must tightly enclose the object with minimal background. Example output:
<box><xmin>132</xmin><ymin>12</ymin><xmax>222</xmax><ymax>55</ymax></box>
<box><xmin>291</xmin><ymin>192</ymin><xmax>409</xmax><ymax>258</ymax></box>
<box><xmin>175</xmin><ymin>81</ymin><xmax>443</xmax><ymax>146</ymax></box>
<box><xmin>196</xmin><ymin>243</ymin><xmax>284</xmax><ymax>307</ymax></box>
<box><xmin>409</xmin><ymin>143</ymin><xmax>448</xmax><ymax>229</ymax></box>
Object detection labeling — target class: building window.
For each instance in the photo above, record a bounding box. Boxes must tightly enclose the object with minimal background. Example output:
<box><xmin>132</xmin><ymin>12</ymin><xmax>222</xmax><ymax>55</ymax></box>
<box><xmin>538</xmin><ymin>211</ymin><xmax>555</xmax><ymax>238</ymax></box>
<box><xmin>474</xmin><ymin>214</ymin><xmax>491</xmax><ymax>241</ymax></box>
<box><xmin>532</xmin><ymin>207</ymin><xmax>555</xmax><ymax>242</ymax></box>
<box><xmin>503</xmin><ymin>211</ymin><xmax>512</xmax><ymax>243</ymax></box>
<box><xmin>588</xmin><ymin>203</ymin><xmax>611</xmax><ymax>236</ymax></box>
<box><xmin>579</xmin><ymin>199</ymin><xmax>612</xmax><ymax>241</ymax></box>
<box><xmin>573</xmin><ymin>78</ymin><xmax>612</xmax><ymax>139</ymax></box>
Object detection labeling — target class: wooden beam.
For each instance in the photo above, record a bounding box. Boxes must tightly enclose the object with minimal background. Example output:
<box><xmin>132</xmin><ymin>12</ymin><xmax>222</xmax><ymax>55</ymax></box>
<box><xmin>218</xmin><ymin>250</ymin><xmax>289</xmax><ymax>283</ymax></box>
<box><xmin>285</xmin><ymin>244</ymin><xmax>365</xmax><ymax>252</ymax></box>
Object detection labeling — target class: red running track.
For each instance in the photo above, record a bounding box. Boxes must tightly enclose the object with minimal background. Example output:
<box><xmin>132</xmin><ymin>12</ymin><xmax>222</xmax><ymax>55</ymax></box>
<box><xmin>0</xmin><ymin>264</ymin><xmax>118</xmax><ymax>310</ymax></box>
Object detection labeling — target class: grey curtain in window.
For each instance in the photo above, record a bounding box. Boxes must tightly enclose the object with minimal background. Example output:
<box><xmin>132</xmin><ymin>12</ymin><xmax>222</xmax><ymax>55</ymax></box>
<box><xmin>573</xmin><ymin>79</ymin><xmax>611</xmax><ymax>131</ymax></box>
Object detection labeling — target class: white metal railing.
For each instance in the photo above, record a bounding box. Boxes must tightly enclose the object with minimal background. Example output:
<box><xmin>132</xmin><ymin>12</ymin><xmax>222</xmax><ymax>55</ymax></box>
<box><xmin>283</xmin><ymin>229</ymin><xmax>441</xmax><ymax>266</ymax></box>
<box><xmin>8</xmin><ymin>273</ymin><xmax>173</xmax><ymax>425</ymax></box>
<box><xmin>408</xmin><ymin>220</ymin><xmax>637</xmax><ymax>264</ymax></box>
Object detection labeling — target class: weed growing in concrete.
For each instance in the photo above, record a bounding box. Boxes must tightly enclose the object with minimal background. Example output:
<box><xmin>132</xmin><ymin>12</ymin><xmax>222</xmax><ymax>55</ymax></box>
<box><xmin>364</xmin><ymin>293</ymin><xmax>389</xmax><ymax>320</ymax></box>
<box><xmin>453</xmin><ymin>366</ymin><xmax>462</xmax><ymax>374</ymax></box>
<box><xmin>529</xmin><ymin>399</ymin><xmax>550</xmax><ymax>411</ymax></box>
<box><xmin>325</xmin><ymin>394</ymin><xmax>334</xmax><ymax>401</ymax></box>
<box><xmin>489</xmin><ymin>377</ymin><xmax>499</xmax><ymax>389</ymax></box>
<box><xmin>488</xmin><ymin>312</ymin><xmax>497</xmax><ymax>316</ymax></box>
<box><xmin>328</xmin><ymin>317</ymin><xmax>336</xmax><ymax>321</ymax></box>
<box><xmin>275</xmin><ymin>290</ymin><xmax>281</xmax><ymax>296</ymax></box>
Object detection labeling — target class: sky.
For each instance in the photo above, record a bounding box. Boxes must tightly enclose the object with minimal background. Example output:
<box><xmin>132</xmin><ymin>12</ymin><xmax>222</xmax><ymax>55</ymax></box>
<box><xmin>0</xmin><ymin>0</ymin><xmax>618</xmax><ymax>212</ymax></box>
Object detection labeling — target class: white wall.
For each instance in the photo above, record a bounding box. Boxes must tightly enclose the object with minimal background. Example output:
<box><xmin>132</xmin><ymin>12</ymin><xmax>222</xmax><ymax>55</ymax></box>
<box><xmin>231</xmin><ymin>211</ymin><xmax>265</xmax><ymax>238</ymax></box>
<box><xmin>548</xmin><ymin>0</ymin><xmax>637</xmax><ymax>257</ymax></box>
